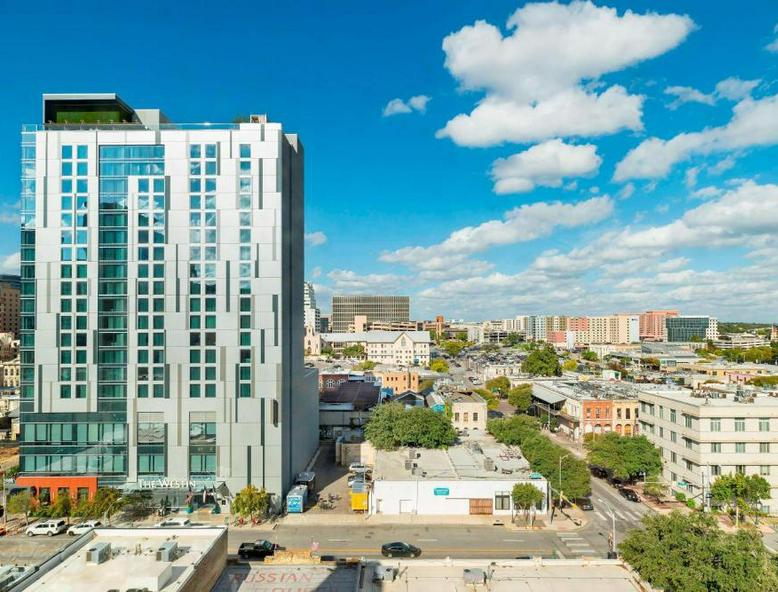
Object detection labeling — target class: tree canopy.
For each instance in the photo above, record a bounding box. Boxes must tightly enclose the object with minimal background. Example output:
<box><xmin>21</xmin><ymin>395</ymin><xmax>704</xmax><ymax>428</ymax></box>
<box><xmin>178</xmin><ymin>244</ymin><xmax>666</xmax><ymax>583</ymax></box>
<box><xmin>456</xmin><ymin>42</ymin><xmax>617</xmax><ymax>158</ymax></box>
<box><xmin>585</xmin><ymin>433</ymin><xmax>662</xmax><ymax>481</ymax></box>
<box><xmin>511</xmin><ymin>483</ymin><xmax>544</xmax><ymax>519</ymax></box>
<box><xmin>474</xmin><ymin>388</ymin><xmax>500</xmax><ymax>410</ymax></box>
<box><xmin>232</xmin><ymin>485</ymin><xmax>272</xmax><ymax>519</ymax></box>
<box><xmin>507</xmin><ymin>383</ymin><xmax>532</xmax><ymax>412</ymax></box>
<box><xmin>711</xmin><ymin>473</ymin><xmax>771</xmax><ymax>518</ymax></box>
<box><xmin>365</xmin><ymin>403</ymin><xmax>456</xmax><ymax>450</ymax></box>
<box><xmin>441</xmin><ymin>340</ymin><xmax>466</xmax><ymax>357</ymax></box>
<box><xmin>489</xmin><ymin>416</ymin><xmax>590</xmax><ymax>499</ymax></box>
<box><xmin>429</xmin><ymin>359</ymin><xmax>449</xmax><ymax>373</ymax></box>
<box><xmin>561</xmin><ymin>359</ymin><xmax>578</xmax><ymax>372</ymax></box>
<box><xmin>521</xmin><ymin>346</ymin><xmax>561</xmax><ymax>376</ymax></box>
<box><xmin>581</xmin><ymin>350</ymin><xmax>598</xmax><ymax>362</ymax></box>
<box><xmin>620</xmin><ymin>511</ymin><xmax>778</xmax><ymax>592</ymax></box>
<box><xmin>7</xmin><ymin>491</ymin><xmax>32</xmax><ymax>524</ymax></box>
<box><xmin>504</xmin><ymin>332</ymin><xmax>524</xmax><ymax>347</ymax></box>
<box><xmin>342</xmin><ymin>344</ymin><xmax>366</xmax><ymax>359</ymax></box>
<box><xmin>485</xmin><ymin>376</ymin><xmax>511</xmax><ymax>395</ymax></box>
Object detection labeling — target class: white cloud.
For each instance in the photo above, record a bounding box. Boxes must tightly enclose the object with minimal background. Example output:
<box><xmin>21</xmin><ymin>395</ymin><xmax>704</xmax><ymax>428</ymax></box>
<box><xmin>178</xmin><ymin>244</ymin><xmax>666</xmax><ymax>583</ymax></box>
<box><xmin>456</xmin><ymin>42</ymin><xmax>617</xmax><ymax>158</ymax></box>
<box><xmin>614</xmin><ymin>94</ymin><xmax>778</xmax><ymax>181</ymax></box>
<box><xmin>684</xmin><ymin>166</ymin><xmax>700</xmax><ymax>188</ymax></box>
<box><xmin>382</xmin><ymin>95</ymin><xmax>431</xmax><ymax>117</ymax></box>
<box><xmin>691</xmin><ymin>186</ymin><xmax>722</xmax><ymax>199</ymax></box>
<box><xmin>326</xmin><ymin>269</ymin><xmax>407</xmax><ymax>293</ymax></box>
<box><xmin>312</xmin><ymin>266</ymin><xmax>322</xmax><ymax>278</ymax></box>
<box><xmin>0</xmin><ymin>252</ymin><xmax>19</xmax><ymax>274</ymax></box>
<box><xmin>380</xmin><ymin>196</ymin><xmax>614</xmax><ymax>270</ymax></box>
<box><xmin>304</xmin><ymin>231</ymin><xmax>328</xmax><ymax>246</ymax></box>
<box><xmin>437</xmin><ymin>1</ymin><xmax>693</xmax><ymax>146</ymax></box>
<box><xmin>663</xmin><ymin>77</ymin><xmax>759</xmax><ymax>110</ymax></box>
<box><xmin>490</xmin><ymin>139</ymin><xmax>602</xmax><ymax>194</ymax></box>
<box><xmin>618</xmin><ymin>183</ymin><xmax>635</xmax><ymax>200</ymax></box>
<box><xmin>715</xmin><ymin>77</ymin><xmax>760</xmax><ymax>101</ymax></box>
<box><xmin>664</xmin><ymin>85</ymin><xmax>714</xmax><ymax>109</ymax></box>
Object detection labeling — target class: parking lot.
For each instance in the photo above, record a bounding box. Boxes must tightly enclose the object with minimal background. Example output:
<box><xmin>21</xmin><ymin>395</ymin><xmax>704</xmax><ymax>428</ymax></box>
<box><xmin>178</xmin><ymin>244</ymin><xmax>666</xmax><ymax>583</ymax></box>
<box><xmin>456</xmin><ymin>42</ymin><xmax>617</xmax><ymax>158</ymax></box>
<box><xmin>307</xmin><ymin>442</ymin><xmax>351</xmax><ymax>514</ymax></box>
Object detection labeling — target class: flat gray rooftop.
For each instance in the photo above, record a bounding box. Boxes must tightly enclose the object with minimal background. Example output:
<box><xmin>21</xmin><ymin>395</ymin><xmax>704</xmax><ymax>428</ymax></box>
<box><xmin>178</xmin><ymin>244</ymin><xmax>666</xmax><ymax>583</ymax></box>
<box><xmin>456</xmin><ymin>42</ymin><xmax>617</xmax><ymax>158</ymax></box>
<box><xmin>363</xmin><ymin>560</ymin><xmax>647</xmax><ymax>591</ymax></box>
<box><xmin>375</xmin><ymin>433</ymin><xmax>531</xmax><ymax>481</ymax></box>
<box><xmin>214</xmin><ymin>564</ymin><xmax>359</xmax><ymax>591</ymax></box>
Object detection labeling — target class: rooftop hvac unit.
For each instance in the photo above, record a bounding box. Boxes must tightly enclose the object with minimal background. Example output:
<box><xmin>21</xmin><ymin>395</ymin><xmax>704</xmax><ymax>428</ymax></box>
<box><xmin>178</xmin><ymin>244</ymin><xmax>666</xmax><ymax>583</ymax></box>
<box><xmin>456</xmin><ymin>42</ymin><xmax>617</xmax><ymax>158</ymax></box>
<box><xmin>156</xmin><ymin>541</ymin><xmax>178</xmax><ymax>562</ymax></box>
<box><xmin>375</xmin><ymin>566</ymin><xmax>397</xmax><ymax>582</ymax></box>
<box><xmin>404</xmin><ymin>459</ymin><xmax>412</xmax><ymax>470</ymax></box>
<box><xmin>86</xmin><ymin>542</ymin><xmax>111</xmax><ymax>564</ymax></box>
<box><xmin>408</xmin><ymin>449</ymin><xmax>415</xmax><ymax>459</ymax></box>
<box><xmin>484</xmin><ymin>458</ymin><xmax>495</xmax><ymax>472</ymax></box>
<box><xmin>463</xmin><ymin>568</ymin><xmax>486</xmax><ymax>584</ymax></box>
<box><xmin>249</xmin><ymin>114</ymin><xmax>267</xmax><ymax>123</ymax></box>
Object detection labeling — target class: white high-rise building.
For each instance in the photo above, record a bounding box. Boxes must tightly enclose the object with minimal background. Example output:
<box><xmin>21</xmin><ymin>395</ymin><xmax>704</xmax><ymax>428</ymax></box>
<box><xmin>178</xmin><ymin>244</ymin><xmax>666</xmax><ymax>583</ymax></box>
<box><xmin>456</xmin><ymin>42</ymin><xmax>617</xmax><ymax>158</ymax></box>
<box><xmin>303</xmin><ymin>281</ymin><xmax>320</xmax><ymax>332</ymax></box>
<box><xmin>18</xmin><ymin>94</ymin><xmax>318</xmax><ymax>507</ymax></box>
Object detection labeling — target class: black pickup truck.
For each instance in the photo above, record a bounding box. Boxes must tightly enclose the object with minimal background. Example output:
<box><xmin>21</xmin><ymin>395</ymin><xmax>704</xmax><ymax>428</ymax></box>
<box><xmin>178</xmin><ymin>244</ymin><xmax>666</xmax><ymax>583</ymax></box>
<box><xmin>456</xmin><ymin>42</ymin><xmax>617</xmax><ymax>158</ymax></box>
<box><xmin>237</xmin><ymin>540</ymin><xmax>280</xmax><ymax>560</ymax></box>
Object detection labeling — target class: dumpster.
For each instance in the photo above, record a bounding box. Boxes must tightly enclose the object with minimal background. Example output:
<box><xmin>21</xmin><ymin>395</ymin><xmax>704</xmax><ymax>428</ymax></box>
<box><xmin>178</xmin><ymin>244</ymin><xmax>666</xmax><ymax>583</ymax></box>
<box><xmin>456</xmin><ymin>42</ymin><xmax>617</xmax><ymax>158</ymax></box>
<box><xmin>286</xmin><ymin>484</ymin><xmax>308</xmax><ymax>513</ymax></box>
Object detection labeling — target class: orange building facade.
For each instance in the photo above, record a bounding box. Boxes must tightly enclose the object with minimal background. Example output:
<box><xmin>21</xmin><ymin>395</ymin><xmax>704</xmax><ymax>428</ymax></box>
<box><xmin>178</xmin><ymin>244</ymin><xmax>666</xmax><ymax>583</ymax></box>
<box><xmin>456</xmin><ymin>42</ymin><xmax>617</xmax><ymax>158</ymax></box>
<box><xmin>15</xmin><ymin>475</ymin><xmax>98</xmax><ymax>504</ymax></box>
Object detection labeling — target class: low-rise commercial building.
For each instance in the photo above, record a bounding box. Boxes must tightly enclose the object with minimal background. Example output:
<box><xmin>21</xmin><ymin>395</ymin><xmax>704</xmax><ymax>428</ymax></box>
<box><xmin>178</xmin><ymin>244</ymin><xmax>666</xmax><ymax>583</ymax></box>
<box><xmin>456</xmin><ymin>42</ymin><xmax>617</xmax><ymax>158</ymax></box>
<box><xmin>638</xmin><ymin>386</ymin><xmax>778</xmax><ymax>513</ymax></box>
<box><xmin>320</xmin><ymin>382</ymin><xmax>382</xmax><ymax>440</ymax></box>
<box><xmin>374</xmin><ymin>370</ymin><xmax>421</xmax><ymax>395</ymax></box>
<box><xmin>319</xmin><ymin>331</ymin><xmax>431</xmax><ymax>366</ymax></box>
<box><xmin>9</xmin><ymin>527</ymin><xmax>227</xmax><ymax>592</ymax></box>
<box><xmin>678</xmin><ymin>362</ymin><xmax>778</xmax><ymax>385</ymax></box>
<box><xmin>370</xmin><ymin>435</ymin><xmax>548</xmax><ymax>516</ymax></box>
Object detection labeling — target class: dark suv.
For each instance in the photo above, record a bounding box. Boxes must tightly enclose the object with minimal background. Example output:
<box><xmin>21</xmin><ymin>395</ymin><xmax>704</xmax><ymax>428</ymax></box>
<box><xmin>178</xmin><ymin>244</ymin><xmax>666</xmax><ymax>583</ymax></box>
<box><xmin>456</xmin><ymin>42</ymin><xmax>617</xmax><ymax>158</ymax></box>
<box><xmin>619</xmin><ymin>488</ymin><xmax>640</xmax><ymax>502</ymax></box>
<box><xmin>238</xmin><ymin>540</ymin><xmax>280</xmax><ymax>560</ymax></box>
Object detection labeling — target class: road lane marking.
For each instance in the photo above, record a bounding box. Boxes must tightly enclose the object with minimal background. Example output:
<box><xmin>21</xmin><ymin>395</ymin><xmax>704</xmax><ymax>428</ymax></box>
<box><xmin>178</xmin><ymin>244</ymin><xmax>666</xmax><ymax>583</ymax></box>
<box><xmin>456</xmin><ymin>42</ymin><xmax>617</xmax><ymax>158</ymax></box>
<box><xmin>417</xmin><ymin>538</ymin><xmax>438</xmax><ymax>542</ymax></box>
<box><xmin>614</xmin><ymin>511</ymin><xmax>627</xmax><ymax>520</ymax></box>
<box><xmin>594</xmin><ymin>511</ymin><xmax>606</xmax><ymax>520</ymax></box>
<box><xmin>502</xmin><ymin>539</ymin><xmax>524</xmax><ymax>542</ymax></box>
<box><xmin>327</xmin><ymin>539</ymin><xmax>349</xmax><ymax>542</ymax></box>
<box><xmin>565</xmin><ymin>542</ymin><xmax>592</xmax><ymax>547</ymax></box>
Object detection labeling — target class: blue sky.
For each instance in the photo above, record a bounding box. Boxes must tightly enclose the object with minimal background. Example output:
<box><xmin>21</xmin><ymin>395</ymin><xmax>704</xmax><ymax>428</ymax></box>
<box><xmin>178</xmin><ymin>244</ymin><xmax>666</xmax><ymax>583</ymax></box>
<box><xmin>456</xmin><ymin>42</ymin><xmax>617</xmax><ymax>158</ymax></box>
<box><xmin>1</xmin><ymin>1</ymin><xmax>778</xmax><ymax>321</ymax></box>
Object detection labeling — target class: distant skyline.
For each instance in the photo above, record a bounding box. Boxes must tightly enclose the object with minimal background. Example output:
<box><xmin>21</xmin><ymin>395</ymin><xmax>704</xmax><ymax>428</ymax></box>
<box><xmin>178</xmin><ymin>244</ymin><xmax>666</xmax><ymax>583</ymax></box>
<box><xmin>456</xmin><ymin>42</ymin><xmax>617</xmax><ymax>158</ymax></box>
<box><xmin>2</xmin><ymin>1</ymin><xmax>778</xmax><ymax>321</ymax></box>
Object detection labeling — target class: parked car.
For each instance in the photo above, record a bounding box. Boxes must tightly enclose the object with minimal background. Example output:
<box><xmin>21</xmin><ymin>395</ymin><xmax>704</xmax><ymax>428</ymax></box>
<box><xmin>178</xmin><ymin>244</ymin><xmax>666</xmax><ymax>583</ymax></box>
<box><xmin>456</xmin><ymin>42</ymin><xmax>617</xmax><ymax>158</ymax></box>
<box><xmin>67</xmin><ymin>520</ymin><xmax>102</xmax><ymax>536</ymax></box>
<box><xmin>156</xmin><ymin>517</ymin><xmax>192</xmax><ymax>527</ymax></box>
<box><xmin>619</xmin><ymin>488</ymin><xmax>640</xmax><ymax>502</ymax></box>
<box><xmin>348</xmin><ymin>463</ymin><xmax>370</xmax><ymax>474</ymax></box>
<box><xmin>238</xmin><ymin>540</ymin><xmax>280</xmax><ymax>560</ymax></box>
<box><xmin>348</xmin><ymin>474</ymin><xmax>370</xmax><ymax>488</ymax></box>
<box><xmin>589</xmin><ymin>466</ymin><xmax>608</xmax><ymax>479</ymax></box>
<box><xmin>576</xmin><ymin>498</ymin><xmax>594</xmax><ymax>511</ymax></box>
<box><xmin>26</xmin><ymin>519</ymin><xmax>67</xmax><ymax>537</ymax></box>
<box><xmin>381</xmin><ymin>542</ymin><xmax>421</xmax><ymax>558</ymax></box>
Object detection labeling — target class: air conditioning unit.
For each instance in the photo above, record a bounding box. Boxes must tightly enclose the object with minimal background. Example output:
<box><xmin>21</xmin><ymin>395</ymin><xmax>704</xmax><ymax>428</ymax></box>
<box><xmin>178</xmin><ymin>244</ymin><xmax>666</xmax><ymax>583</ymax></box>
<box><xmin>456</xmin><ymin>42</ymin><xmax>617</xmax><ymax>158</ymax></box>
<box><xmin>375</xmin><ymin>566</ymin><xmax>397</xmax><ymax>582</ymax></box>
<box><xmin>249</xmin><ymin>114</ymin><xmax>267</xmax><ymax>123</ymax></box>
<box><xmin>156</xmin><ymin>541</ymin><xmax>178</xmax><ymax>562</ymax></box>
<box><xmin>463</xmin><ymin>568</ymin><xmax>486</xmax><ymax>584</ymax></box>
<box><xmin>86</xmin><ymin>542</ymin><xmax>111</xmax><ymax>564</ymax></box>
<box><xmin>484</xmin><ymin>458</ymin><xmax>495</xmax><ymax>472</ymax></box>
<box><xmin>404</xmin><ymin>459</ymin><xmax>412</xmax><ymax>470</ymax></box>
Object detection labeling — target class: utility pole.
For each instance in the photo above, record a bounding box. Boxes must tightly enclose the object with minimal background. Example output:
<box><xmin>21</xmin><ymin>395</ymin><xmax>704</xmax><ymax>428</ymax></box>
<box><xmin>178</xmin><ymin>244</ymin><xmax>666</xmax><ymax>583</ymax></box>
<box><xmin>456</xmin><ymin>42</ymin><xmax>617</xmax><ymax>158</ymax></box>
<box><xmin>559</xmin><ymin>453</ymin><xmax>570</xmax><ymax>506</ymax></box>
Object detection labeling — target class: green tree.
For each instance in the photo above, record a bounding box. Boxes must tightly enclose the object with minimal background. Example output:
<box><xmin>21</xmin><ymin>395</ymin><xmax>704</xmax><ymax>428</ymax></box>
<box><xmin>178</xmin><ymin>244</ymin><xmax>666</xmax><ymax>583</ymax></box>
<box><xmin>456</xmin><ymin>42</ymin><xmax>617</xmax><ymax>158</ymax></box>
<box><xmin>581</xmin><ymin>350</ymin><xmax>598</xmax><ymax>362</ymax></box>
<box><xmin>7</xmin><ymin>491</ymin><xmax>33</xmax><ymax>525</ymax></box>
<box><xmin>442</xmin><ymin>340</ymin><xmax>465</xmax><ymax>357</ymax></box>
<box><xmin>507</xmin><ymin>383</ymin><xmax>532</xmax><ymax>412</ymax></box>
<box><xmin>320</xmin><ymin>345</ymin><xmax>334</xmax><ymax>356</ymax></box>
<box><xmin>342</xmin><ymin>344</ymin><xmax>366</xmax><ymax>359</ymax></box>
<box><xmin>561</xmin><ymin>359</ymin><xmax>578</xmax><ymax>372</ymax></box>
<box><xmin>504</xmin><ymin>332</ymin><xmax>523</xmax><ymax>347</ymax></box>
<box><xmin>232</xmin><ymin>485</ymin><xmax>272</xmax><ymax>520</ymax></box>
<box><xmin>711</xmin><ymin>473</ymin><xmax>771</xmax><ymax>522</ymax></box>
<box><xmin>419</xmin><ymin>378</ymin><xmax>435</xmax><ymax>393</ymax></box>
<box><xmin>485</xmin><ymin>376</ymin><xmax>511</xmax><ymax>395</ymax></box>
<box><xmin>474</xmin><ymin>388</ymin><xmax>500</xmax><ymax>410</ymax></box>
<box><xmin>74</xmin><ymin>487</ymin><xmax>122</xmax><ymax>522</ymax></box>
<box><xmin>365</xmin><ymin>404</ymin><xmax>456</xmax><ymax>450</ymax></box>
<box><xmin>119</xmin><ymin>490</ymin><xmax>157</xmax><ymax>522</ymax></box>
<box><xmin>642</xmin><ymin>472</ymin><xmax>669</xmax><ymax>501</ymax></box>
<box><xmin>454</xmin><ymin>331</ymin><xmax>468</xmax><ymax>342</ymax></box>
<box><xmin>52</xmin><ymin>493</ymin><xmax>72</xmax><ymax>520</ymax></box>
<box><xmin>355</xmin><ymin>360</ymin><xmax>376</xmax><ymax>371</ymax></box>
<box><xmin>429</xmin><ymin>359</ymin><xmax>449</xmax><ymax>373</ymax></box>
<box><xmin>4</xmin><ymin>465</ymin><xmax>19</xmax><ymax>478</ymax></box>
<box><xmin>511</xmin><ymin>483</ymin><xmax>544</xmax><ymax>522</ymax></box>
<box><xmin>585</xmin><ymin>433</ymin><xmax>662</xmax><ymax>481</ymax></box>
<box><xmin>619</xmin><ymin>511</ymin><xmax>778</xmax><ymax>592</ymax></box>
<box><xmin>521</xmin><ymin>346</ymin><xmax>561</xmax><ymax>376</ymax></box>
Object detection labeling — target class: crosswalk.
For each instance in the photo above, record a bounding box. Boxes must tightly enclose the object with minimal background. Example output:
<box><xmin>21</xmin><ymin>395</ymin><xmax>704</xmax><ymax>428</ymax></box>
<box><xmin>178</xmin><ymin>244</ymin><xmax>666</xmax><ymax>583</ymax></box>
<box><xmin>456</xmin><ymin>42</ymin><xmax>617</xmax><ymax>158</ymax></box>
<box><xmin>594</xmin><ymin>499</ymin><xmax>645</xmax><ymax>523</ymax></box>
<box><xmin>557</xmin><ymin>533</ymin><xmax>596</xmax><ymax>557</ymax></box>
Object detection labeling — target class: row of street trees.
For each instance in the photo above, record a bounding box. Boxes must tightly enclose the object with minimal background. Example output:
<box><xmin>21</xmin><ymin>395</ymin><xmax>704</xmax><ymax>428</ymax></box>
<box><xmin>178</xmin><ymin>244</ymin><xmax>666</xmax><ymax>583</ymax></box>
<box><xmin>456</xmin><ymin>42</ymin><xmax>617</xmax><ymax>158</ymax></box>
<box><xmin>489</xmin><ymin>415</ymin><xmax>590</xmax><ymax>500</ymax></box>
<box><xmin>6</xmin><ymin>487</ymin><xmax>147</xmax><ymax>525</ymax></box>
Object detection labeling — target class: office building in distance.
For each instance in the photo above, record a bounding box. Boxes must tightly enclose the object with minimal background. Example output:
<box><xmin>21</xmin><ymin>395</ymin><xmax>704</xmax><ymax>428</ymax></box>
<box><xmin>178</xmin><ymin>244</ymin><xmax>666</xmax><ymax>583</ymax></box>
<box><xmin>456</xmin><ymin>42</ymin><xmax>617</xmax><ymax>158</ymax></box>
<box><xmin>665</xmin><ymin>315</ymin><xmax>718</xmax><ymax>343</ymax></box>
<box><xmin>0</xmin><ymin>276</ymin><xmax>20</xmax><ymax>337</ymax></box>
<box><xmin>331</xmin><ymin>295</ymin><xmax>409</xmax><ymax>332</ymax></box>
<box><xmin>17</xmin><ymin>94</ymin><xmax>317</xmax><ymax>507</ymax></box>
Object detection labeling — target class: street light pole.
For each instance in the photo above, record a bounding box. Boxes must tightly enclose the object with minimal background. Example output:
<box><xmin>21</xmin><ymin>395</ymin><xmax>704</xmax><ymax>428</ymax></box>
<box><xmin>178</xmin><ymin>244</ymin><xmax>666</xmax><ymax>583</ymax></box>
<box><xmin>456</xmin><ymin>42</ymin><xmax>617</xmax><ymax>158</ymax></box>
<box><xmin>559</xmin><ymin>453</ymin><xmax>570</xmax><ymax>505</ymax></box>
<box><xmin>598</xmin><ymin>498</ymin><xmax>617</xmax><ymax>557</ymax></box>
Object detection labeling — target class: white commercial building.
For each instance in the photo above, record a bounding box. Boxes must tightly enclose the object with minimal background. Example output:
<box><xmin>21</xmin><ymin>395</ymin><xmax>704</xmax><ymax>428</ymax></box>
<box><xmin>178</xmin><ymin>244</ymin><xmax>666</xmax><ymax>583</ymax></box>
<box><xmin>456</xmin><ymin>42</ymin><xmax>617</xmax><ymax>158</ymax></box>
<box><xmin>369</xmin><ymin>436</ymin><xmax>548</xmax><ymax>516</ymax></box>
<box><xmin>18</xmin><ymin>94</ymin><xmax>318</xmax><ymax>505</ymax></box>
<box><xmin>321</xmin><ymin>331</ymin><xmax>431</xmax><ymax>366</ymax></box>
<box><xmin>638</xmin><ymin>386</ymin><xmax>778</xmax><ymax>513</ymax></box>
